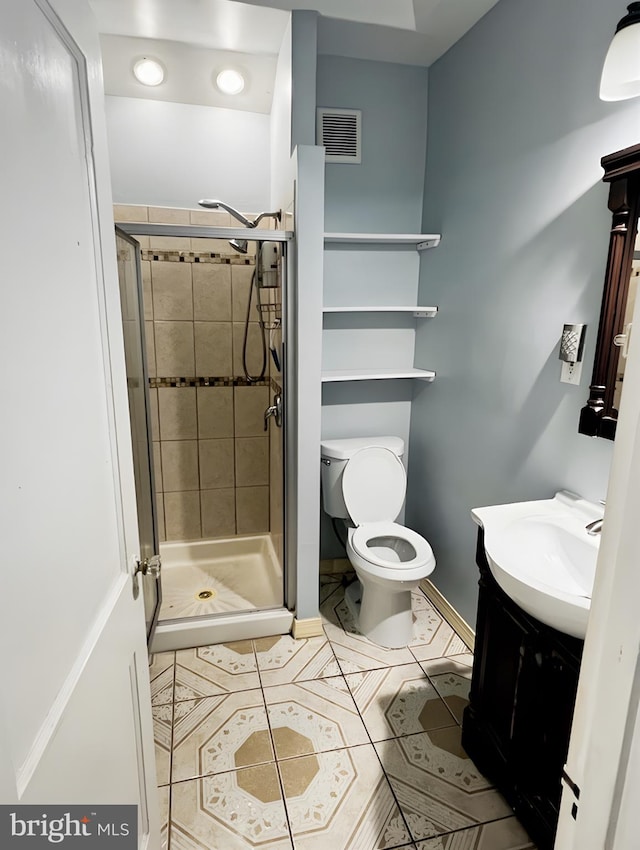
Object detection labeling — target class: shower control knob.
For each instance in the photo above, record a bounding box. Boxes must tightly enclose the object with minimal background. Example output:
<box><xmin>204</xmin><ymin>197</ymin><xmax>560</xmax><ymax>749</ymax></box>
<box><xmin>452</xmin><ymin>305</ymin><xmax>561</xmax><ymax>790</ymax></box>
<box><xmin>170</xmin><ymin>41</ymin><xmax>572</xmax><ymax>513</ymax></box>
<box><xmin>264</xmin><ymin>393</ymin><xmax>283</xmax><ymax>430</ymax></box>
<box><xmin>136</xmin><ymin>555</ymin><xmax>162</xmax><ymax>579</ymax></box>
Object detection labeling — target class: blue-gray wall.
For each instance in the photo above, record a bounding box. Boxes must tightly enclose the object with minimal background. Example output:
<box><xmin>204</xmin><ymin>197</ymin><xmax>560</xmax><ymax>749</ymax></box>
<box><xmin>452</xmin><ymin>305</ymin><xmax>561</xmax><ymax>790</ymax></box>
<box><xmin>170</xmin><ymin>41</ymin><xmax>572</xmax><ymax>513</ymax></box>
<box><xmin>317</xmin><ymin>55</ymin><xmax>428</xmax><ymax>232</ymax></box>
<box><xmin>407</xmin><ymin>0</ymin><xmax>639</xmax><ymax>625</ymax></box>
<box><xmin>317</xmin><ymin>56</ymin><xmax>429</xmax><ymax>556</ymax></box>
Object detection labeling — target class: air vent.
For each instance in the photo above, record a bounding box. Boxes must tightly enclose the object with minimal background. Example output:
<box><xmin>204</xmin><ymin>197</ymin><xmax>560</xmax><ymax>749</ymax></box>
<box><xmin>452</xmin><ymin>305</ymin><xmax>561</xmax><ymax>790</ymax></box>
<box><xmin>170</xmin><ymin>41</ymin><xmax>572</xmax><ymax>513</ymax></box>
<box><xmin>317</xmin><ymin>108</ymin><xmax>361</xmax><ymax>163</ymax></box>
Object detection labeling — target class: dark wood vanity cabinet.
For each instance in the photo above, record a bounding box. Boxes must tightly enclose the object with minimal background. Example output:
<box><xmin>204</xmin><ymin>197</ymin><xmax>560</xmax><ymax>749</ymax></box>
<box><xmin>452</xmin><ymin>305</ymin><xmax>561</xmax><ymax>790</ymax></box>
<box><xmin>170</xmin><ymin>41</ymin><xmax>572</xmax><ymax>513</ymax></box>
<box><xmin>462</xmin><ymin>529</ymin><xmax>583</xmax><ymax>850</ymax></box>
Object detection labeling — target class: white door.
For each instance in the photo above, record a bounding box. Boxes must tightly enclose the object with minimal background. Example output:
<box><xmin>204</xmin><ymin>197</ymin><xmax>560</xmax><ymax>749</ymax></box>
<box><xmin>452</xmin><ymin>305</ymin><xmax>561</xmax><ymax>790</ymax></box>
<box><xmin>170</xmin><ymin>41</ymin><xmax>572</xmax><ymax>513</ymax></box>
<box><xmin>0</xmin><ymin>0</ymin><xmax>159</xmax><ymax>845</ymax></box>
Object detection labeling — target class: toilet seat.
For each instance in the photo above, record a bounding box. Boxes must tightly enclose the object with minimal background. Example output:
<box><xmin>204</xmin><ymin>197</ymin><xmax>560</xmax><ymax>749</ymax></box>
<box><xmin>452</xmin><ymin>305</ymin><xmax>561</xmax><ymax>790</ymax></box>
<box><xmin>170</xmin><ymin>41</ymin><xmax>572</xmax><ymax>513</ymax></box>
<box><xmin>342</xmin><ymin>446</ymin><xmax>434</xmax><ymax>581</ymax></box>
<box><xmin>350</xmin><ymin>522</ymin><xmax>435</xmax><ymax>579</ymax></box>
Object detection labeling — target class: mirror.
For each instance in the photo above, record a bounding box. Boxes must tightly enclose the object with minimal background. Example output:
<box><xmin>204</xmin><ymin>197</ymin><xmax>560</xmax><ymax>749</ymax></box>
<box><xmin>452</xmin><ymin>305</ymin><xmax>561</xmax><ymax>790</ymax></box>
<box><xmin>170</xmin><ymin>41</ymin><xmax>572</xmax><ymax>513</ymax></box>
<box><xmin>579</xmin><ymin>144</ymin><xmax>640</xmax><ymax>440</ymax></box>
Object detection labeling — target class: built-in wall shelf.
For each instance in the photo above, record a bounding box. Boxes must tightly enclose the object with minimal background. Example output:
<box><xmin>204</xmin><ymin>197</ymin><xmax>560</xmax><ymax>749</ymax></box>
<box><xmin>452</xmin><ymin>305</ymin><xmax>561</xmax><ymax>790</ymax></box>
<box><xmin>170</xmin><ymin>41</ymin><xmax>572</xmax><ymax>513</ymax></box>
<box><xmin>321</xmin><ymin>367</ymin><xmax>436</xmax><ymax>383</ymax></box>
<box><xmin>324</xmin><ymin>233</ymin><xmax>441</xmax><ymax>251</ymax></box>
<box><xmin>323</xmin><ymin>305</ymin><xmax>438</xmax><ymax>318</ymax></box>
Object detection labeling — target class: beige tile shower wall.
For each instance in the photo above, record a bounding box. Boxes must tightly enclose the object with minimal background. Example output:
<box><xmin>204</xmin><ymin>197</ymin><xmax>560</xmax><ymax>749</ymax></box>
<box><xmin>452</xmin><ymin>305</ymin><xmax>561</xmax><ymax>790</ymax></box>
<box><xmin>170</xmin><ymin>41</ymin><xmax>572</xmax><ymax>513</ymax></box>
<box><xmin>115</xmin><ymin>204</ymin><xmax>273</xmax><ymax>542</ymax></box>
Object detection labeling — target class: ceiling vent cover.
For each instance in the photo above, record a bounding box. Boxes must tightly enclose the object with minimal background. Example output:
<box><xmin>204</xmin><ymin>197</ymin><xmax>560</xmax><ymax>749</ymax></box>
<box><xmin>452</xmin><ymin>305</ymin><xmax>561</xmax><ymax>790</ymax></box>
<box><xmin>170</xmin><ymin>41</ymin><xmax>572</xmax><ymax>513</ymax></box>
<box><xmin>317</xmin><ymin>108</ymin><xmax>361</xmax><ymax>163</ymax></box>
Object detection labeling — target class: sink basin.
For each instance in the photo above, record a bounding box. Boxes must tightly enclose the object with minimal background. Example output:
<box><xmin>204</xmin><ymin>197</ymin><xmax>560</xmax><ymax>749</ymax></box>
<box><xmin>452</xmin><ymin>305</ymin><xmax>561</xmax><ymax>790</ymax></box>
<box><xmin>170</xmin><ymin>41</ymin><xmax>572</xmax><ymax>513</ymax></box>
<box><xmin>472</xmin><ymin>491</ymin><xmax>602</xmax><ymax>639</ymax></box>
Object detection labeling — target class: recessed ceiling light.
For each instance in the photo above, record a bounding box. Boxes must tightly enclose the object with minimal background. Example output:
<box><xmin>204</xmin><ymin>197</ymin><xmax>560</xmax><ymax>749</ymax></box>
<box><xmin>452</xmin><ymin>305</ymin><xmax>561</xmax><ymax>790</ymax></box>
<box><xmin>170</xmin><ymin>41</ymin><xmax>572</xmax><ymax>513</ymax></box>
<box><xmin>133</xmin><ymin>58</ymin><xmax>165</xmax><ymax>87</ymax></box>
<box><xmin>216</xmin><ymin>69</ymin><xmax>245</xmax><ymax>95</ymax></box>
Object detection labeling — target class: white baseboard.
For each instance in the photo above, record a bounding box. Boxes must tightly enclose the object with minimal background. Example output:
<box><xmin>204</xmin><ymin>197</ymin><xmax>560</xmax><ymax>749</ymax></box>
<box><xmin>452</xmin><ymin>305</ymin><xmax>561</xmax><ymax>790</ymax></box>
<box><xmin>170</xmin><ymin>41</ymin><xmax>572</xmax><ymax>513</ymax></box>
<box><xmin>419</xmin><ymin>579</ymin><xmax>475</xmax><ymax>652</ymax></box>
<box><xmin>292</xmin><ymin>616</ymin><xmax>324</xmax><ymax>639</ymax></box>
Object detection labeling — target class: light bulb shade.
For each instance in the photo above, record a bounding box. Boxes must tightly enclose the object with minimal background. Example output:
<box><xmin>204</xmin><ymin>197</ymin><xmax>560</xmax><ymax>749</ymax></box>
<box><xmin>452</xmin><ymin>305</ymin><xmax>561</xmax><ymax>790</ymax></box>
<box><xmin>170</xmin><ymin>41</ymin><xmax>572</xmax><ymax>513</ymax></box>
<box><xmin>216</xmin><ymin>69</ymin><xmax>245</xmax><ymax>95</ymax></box>
<box><xmin>133</xmin><ymin>58</ymin><xmax>165</xmax><ymax>87</ymax></box>
<box><xmin>600</xmin><ymin>4</ymin><xmax>640</xmax><ymax>101</ymax></box>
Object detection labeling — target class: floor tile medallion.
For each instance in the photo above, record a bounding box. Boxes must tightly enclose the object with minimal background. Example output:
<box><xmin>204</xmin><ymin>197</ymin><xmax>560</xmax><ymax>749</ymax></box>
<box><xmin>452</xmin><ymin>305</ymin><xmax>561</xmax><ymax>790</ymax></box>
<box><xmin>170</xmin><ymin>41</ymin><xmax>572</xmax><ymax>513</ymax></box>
<box><xmin>254</xmin><ymin>634</ymin><xmax>341</xmax><ymax>686</ymax></box>
<box><xmin>420</xmin><ymin>658</ymin><xmax>473</xmax><ymax>724</ymax></box>
<box><xmin>345</xmin><ymin>663</ymin><xmax>457</xmax><ymax>742</ymax></box>
<box><xmin>170</xmin><ymin>766</ymin><xmax>293</xmax><ymax>850</ymax></box>
<box><xmin>175</xmin><ymin>640</ymin><xmax>260</xmax><ymax>700</ymax></box>
<box><xmin>264</xmin><ymin>676</ymin><xmax>369</xmax><ymax>758</ymax></box>
<box><xmin>428</xmin><ymin>673</ymin><xmax>471</xmax><ymax>724</ymax></box>
<box><xmin>415</xmin><ymin>816</ymin><xmax>535</xmax><ymax>849</ymax></box>
<box><xmin>375</xmin><ymin>731</ymin><xmax>512</xmax><ymax>841</ymax></box>
<box><xmin>172</xmin><ymin>689</ymin><xmax>273</xmax><ymax>783</ymax></box>
<box><xmin>279</xmin><ymin>743</ymin><xmax>411</xmax><ymax>850</ymax></box>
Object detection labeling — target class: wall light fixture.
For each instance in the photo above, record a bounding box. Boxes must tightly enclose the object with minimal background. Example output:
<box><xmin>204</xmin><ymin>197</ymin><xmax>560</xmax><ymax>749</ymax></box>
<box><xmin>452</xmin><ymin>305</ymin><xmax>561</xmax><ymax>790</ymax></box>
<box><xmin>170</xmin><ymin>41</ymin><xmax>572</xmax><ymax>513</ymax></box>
<box><xmin>601</xmin><ymin>3</ymin><xmax>640</xmax><ymax>101</ymax></box>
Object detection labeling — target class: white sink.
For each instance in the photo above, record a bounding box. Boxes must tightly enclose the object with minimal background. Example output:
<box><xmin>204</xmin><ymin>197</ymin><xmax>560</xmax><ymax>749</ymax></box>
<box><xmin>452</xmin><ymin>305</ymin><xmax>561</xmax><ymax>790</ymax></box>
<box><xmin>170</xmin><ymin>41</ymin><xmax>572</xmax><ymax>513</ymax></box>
<box><xmin>472</xmin><ymin>491</ymin><xmax>602</xmax><ymax>639</ymax></box>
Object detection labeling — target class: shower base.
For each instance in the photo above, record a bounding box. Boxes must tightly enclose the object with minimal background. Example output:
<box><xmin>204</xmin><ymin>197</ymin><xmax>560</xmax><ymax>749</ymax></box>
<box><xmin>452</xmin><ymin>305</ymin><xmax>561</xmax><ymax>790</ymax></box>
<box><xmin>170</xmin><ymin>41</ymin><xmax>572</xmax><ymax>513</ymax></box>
<box><xmin>150</xmin><ymin>534</ymin><xmax>292</xmax><ymax>652</ymax></box>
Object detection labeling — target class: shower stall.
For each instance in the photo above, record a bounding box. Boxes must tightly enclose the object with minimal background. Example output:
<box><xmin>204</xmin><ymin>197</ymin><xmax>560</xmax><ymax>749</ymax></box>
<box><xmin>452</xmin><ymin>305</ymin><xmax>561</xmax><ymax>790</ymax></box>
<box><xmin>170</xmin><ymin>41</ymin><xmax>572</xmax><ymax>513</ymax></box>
<box><xmin>114</xmin><ymin>204</ymin><xmax>293</xmax><ymax>651</ymax></box>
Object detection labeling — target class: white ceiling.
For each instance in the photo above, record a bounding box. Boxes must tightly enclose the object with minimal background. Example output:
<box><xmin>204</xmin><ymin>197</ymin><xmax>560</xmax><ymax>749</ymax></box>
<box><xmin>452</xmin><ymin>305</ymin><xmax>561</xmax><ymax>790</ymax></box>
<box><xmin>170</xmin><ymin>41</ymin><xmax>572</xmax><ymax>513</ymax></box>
<box><xmin>100</xmin><ymin>35</ymin><xmax>278</xmax><ymax>113</ymax></box>
<box><xmin>91</xmin><ymin>0</ymin><xmax>501</xmax><ymax>110</ymax></box>
<box><xmin>90</xmin><ymin>0</ymin><xmax>289</xmax><ymax>53</ymax></box>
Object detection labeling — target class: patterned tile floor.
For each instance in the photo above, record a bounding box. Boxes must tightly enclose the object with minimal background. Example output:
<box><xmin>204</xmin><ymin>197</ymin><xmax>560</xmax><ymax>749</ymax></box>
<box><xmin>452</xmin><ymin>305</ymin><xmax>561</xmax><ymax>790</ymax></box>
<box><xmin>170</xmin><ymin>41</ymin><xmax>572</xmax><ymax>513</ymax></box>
<box><xmin>150</xmin><ymin>578</ymin><xmax>537</xmax><ymax>850</ymax></box>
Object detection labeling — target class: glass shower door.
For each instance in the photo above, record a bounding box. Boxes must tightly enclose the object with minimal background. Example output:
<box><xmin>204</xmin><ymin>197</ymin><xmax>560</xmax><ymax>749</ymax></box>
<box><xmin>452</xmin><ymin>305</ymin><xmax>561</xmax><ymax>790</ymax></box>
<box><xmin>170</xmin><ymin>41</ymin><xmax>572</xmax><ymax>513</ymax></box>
<box><xmin>115</xmin><ymin>227</ymin><xmax>162</xmax><ymax>643</ymax></box>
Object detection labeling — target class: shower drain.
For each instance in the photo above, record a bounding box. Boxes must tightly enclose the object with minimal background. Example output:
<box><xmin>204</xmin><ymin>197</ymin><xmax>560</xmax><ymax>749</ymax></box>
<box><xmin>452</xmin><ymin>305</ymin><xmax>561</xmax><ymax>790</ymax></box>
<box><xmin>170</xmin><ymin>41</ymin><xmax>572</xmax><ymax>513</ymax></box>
<box><xmin>196</xmin><ymin>589</ymin><xmax>216</xmax><ymax>601</ymax></box>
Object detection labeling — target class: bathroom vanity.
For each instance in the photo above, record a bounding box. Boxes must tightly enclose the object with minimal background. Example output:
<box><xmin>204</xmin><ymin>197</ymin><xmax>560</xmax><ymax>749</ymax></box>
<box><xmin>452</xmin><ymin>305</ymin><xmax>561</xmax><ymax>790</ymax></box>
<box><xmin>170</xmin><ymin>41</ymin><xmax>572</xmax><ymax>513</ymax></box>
<box><xmin>462</xmin><ymin>527</ymin><xmax>583</xmax><ymax>850</ymax></box>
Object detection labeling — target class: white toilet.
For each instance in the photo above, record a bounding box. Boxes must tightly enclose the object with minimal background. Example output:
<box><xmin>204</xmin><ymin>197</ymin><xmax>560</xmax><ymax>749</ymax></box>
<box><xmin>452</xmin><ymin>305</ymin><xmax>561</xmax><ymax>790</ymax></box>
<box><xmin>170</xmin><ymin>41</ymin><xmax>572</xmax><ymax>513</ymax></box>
<box><xmin>320</xmin><ymin>436</ymin><xmax>436</xmax><ymax>648</ymax></box>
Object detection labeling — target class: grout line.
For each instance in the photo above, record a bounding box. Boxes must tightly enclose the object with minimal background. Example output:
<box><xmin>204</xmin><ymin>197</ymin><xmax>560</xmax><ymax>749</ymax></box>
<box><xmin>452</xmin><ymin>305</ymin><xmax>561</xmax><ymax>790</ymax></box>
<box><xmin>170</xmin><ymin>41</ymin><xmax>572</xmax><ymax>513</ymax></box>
<box><xmin>333</xmin><ymin>648</ymin><xmax>415</xmax><ymax>843</ymax></box>
<box><xmin>166</xmin><ymin>653</ymin><xmax>177</xmax><ymax>850</ymax></box>
<box><xmin>257</xmin><ymin>647</ymin><xmax>296</xmax><ymax>849</ymax></box>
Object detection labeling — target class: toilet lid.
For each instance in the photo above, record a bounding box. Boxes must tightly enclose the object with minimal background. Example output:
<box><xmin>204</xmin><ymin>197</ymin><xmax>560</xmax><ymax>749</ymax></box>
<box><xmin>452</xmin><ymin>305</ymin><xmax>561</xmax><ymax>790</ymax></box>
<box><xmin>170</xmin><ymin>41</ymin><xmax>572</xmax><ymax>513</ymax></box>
<box><xmin>342</xmin><ymin>446</ymin><xmax>406</xmax><ymax>525</ymax></box>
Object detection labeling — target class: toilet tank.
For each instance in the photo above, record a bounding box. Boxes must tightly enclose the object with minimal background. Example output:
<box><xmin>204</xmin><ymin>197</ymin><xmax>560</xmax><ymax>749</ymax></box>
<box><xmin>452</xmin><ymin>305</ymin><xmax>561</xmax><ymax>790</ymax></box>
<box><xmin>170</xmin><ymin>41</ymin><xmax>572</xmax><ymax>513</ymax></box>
<box><xmin>320</xmin><ymin>436</ymin><xmax>405</xmax><ymax>519</ymax></box>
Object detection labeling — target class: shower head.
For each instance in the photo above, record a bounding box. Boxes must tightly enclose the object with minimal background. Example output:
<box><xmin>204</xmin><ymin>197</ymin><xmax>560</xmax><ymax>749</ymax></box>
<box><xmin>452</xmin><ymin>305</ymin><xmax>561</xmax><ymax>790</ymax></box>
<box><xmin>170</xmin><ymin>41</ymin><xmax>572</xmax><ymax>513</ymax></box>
<box><xmin>198</xmin><ymin>199</ymin><xmax>254</xmax><ymax>228</ymax></box>
<box><xmin>229</xmin><ymin>238</ymin><xmax>248</xmax><ymax>254</ymax></box>
<box><xmin>198</xmin><ymin>198</ymin><xmax>282</xmax><ymax>229</ymax></box>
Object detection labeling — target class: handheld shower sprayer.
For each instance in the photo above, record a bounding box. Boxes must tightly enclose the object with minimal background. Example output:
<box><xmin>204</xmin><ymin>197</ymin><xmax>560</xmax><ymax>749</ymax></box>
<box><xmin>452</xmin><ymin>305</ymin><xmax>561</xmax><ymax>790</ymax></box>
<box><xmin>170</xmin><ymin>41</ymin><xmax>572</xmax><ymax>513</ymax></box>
<box><xmin>196</xmin><ymin>198</ymin><xmax>283</xmax><ymax>382</ymax></box>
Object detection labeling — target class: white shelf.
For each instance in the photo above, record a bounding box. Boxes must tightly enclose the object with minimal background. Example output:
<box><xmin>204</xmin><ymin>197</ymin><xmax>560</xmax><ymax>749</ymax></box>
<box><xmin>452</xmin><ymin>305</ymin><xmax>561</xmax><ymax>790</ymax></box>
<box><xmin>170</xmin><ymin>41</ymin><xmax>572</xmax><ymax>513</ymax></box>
<box><xmin>323</xmin><ymin>305</ymin><xmax>438</xmax><ymax>318</ymax></box>
<box><xmin>324</xmin><ymin>232</ymin><xmax>441</xmax><ymax>251</ymax></box>
<box><xmin>321</xmin><ymin>368</ymin><xmax>436</xmax><ymax>383</ymax></box>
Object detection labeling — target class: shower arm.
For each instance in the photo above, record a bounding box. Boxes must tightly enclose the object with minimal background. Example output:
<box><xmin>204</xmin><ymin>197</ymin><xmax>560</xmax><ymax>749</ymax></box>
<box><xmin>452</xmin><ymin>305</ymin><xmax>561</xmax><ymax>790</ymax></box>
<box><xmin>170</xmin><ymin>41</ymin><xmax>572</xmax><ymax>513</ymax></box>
<box><xmin>248</xmin><ymin>210</ymin><xmax>282</xmax><ymax>228</ymax></box>
<box><xmin>198</xmin><ymin>199</ymin><xmax>281</xmax><ymax>229</ymax></box>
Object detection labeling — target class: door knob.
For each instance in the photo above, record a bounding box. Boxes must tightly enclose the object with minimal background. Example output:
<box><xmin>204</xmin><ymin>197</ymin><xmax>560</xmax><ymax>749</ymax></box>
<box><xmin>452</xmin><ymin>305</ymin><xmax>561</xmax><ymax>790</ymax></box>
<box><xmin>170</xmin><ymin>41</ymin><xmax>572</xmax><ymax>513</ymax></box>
<box><xmin>135</xmin><ymin>554</ymin><xmax>161</xmax><ymax>578</ymax></box>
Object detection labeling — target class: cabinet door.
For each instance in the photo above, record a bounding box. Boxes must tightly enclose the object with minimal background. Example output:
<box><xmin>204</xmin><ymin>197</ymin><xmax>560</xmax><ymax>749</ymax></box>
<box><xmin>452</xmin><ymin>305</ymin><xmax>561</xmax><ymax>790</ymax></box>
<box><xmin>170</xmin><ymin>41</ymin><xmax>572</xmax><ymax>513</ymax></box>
<box><xmin>463</xmin><ymin>576</ymin><xmax>531</xmax><ymax>782</ymax></box>
<box><xmin>512</xmin><ymin>643</ymin><xmax>580</xmax><ymax>842</ymax></box>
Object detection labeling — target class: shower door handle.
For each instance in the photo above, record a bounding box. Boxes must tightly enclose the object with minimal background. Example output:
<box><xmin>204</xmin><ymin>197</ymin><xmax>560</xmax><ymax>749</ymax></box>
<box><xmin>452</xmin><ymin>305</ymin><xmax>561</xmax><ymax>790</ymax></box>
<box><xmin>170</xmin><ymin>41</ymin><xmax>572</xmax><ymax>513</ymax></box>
<box><xmin>264</xmin><ymin>393</ymin><xmax>283</xmax><ymax>430</ymax></box>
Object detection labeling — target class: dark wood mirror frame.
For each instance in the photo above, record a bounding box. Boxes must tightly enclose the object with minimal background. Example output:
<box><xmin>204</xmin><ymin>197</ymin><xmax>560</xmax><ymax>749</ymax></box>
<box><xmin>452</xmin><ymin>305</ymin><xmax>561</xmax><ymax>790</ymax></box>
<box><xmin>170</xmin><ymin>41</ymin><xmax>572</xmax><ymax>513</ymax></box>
<box><xmin>579</xmin><ymin>143</ymin><xmax>640</xmax><ymax>440</ymax></box>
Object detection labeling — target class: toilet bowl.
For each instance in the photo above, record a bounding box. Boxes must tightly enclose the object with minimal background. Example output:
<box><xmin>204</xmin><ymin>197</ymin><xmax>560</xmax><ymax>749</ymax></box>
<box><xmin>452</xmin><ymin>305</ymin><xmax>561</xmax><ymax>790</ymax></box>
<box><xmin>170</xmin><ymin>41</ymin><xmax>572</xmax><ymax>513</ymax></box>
<box><xmin>320</xmin><ymin>437</ymin><xmax>436</xmax><ymax>648</ymax></box>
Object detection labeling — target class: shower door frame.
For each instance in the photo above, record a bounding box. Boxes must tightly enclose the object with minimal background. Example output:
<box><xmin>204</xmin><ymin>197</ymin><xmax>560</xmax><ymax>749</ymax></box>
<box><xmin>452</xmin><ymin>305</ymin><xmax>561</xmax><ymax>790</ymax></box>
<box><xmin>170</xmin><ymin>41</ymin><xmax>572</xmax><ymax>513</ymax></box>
<box><xmin>115</xmin><ymin>226</ymin><xmax>163</xmax><ymax>644</ymax></box>
<box><xmin>116</xmin><ymin>221</ymin><xmax>295</xmax><ymax>620</ymax></box>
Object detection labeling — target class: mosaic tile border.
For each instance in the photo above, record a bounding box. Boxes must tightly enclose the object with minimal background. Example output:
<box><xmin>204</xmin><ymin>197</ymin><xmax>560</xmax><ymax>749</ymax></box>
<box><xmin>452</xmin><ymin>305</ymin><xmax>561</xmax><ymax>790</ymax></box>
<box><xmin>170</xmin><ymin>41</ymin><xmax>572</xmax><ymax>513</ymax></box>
<box><xmin>141</xmin><ymin>250</ymin><xmax>255</xmax><ymax>266</ymax></box>
<box><xmin>149</xmin><ymin>376</ymin><xmax>271</xmax><ymax>388</ymax></box>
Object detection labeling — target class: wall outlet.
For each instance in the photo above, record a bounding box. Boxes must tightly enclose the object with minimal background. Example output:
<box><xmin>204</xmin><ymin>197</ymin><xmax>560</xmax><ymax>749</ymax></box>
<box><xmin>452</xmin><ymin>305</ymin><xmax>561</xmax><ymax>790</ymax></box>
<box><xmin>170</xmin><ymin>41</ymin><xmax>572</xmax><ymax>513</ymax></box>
<box><xmin>561</xmin><ymin>361</ymin><xmax>582</xmax><ymax>385</ymax></box>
